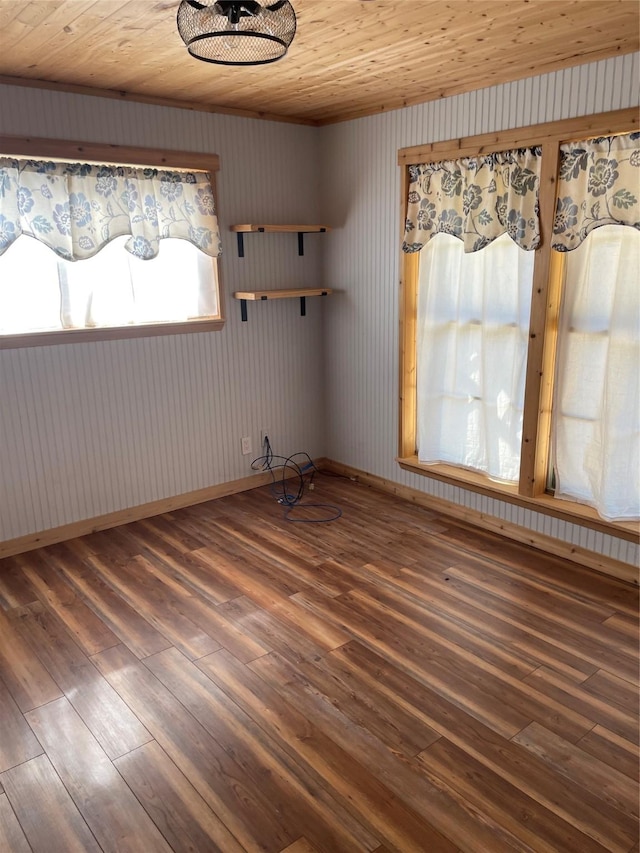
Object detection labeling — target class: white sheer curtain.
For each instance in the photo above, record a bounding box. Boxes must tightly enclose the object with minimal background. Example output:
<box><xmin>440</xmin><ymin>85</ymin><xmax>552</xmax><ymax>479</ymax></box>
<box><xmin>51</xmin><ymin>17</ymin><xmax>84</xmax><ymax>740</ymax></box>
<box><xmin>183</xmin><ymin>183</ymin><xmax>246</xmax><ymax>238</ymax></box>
<box><xmin>417</xmin><ymin>232</ymin><xmax>534</xmax><ymax>482</ymax></box>
<box><xmin>552</xmin><ymin>225</ymin><xmax>640</xmax><ymax>520</ymax></box>
<box><xmin>0</xmin><ymin>235</ymin><xmax>218</xmax><ymax>334</ymax></box>
<box><xmin>59</xmin><ymin>236</ymin><xmax>218</xmax><ymax>327</ymax></box>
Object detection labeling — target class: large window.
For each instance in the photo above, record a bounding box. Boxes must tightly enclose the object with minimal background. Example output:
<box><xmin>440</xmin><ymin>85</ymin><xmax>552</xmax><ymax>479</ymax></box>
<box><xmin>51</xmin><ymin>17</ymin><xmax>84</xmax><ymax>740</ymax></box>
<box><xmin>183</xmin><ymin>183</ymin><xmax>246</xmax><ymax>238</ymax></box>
<box><xmin>417</xmin><ymin>233</ymin><xmax>534</xmax><ymax>483</ymax></box>
<box><xmin>0</xmin><ymin>136</ymin><xmax>223</xmax><ymax>347</ymax></box>
<box><xmin>398</xmin><ymin>109</ymin><xmax>639</xmax><ymax>534</ymax></box>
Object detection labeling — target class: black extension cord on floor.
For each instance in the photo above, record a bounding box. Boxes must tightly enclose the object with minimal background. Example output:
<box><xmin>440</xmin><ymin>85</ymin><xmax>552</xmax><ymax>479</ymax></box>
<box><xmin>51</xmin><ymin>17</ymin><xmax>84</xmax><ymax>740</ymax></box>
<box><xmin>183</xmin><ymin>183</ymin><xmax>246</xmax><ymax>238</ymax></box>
<box><xmin>250</xmin><ymin>436</ymin><xmax>342</xmax><ymax>523</ymax></box>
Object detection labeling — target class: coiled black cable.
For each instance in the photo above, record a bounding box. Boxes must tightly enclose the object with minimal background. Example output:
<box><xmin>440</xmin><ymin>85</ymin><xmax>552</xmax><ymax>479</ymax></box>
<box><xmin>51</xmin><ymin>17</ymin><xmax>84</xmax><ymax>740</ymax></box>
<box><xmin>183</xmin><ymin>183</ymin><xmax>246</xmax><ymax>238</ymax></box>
<box><xmin>251</xmin><ymin>437</ymin><xmax>342</xmax><ymax>523</ymax></box>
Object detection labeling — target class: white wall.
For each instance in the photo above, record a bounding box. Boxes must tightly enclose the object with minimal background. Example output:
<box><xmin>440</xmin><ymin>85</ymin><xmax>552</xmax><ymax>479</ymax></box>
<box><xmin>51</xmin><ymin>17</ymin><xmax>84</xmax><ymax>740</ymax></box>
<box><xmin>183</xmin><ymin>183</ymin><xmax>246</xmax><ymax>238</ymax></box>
<box><xmin>319</xmin><ymin>53</ymin><xmax>640</xmax><ymax>567</ymax></box>
<box><xmin>0</xmin><ymin>86</ymin><xmax>325</xmax><ymax>539</ymax></box>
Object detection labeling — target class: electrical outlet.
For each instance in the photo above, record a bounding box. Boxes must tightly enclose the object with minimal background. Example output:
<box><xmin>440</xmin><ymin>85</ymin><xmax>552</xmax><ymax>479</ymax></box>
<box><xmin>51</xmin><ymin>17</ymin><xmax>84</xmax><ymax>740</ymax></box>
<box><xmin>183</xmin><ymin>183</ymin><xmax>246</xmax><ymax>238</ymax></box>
<box><xmin>260</xmin><ymin>430</ymin><xmax>270</xmax><ymax>449</ymax></box>
<box><xmin>241</xmin><ymin>436</ymin><xmax>252</xmax><ymax>455</ymax></box>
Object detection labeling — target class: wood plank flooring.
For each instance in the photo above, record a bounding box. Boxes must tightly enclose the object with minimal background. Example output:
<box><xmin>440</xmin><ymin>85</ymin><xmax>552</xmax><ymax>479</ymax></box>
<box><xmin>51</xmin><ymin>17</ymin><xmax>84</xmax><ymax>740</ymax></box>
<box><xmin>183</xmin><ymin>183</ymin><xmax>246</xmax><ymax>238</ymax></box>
<box><xmin>0</xmin><ymin>476</ymin><xmax>637</xmax><ymax>852</ymax></box>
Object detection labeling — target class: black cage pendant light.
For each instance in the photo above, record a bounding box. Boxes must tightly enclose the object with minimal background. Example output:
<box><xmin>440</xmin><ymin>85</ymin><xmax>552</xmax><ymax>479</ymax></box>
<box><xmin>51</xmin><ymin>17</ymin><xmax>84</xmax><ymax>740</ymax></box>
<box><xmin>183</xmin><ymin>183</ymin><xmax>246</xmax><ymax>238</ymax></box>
<box><xmin>177</xmin><ymin>1</ymin><xmax>297</xmax><ymax>66</ymax></box>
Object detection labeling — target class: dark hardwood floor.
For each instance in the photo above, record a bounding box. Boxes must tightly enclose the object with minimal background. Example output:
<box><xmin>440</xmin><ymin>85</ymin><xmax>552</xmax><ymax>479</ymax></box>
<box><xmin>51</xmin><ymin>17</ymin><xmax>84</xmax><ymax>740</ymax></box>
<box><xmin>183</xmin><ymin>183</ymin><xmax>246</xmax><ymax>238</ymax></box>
<box><xmin>0</xmin><ymin>476</ymin><xmax>637</xmax><ymax>852</ymax></box>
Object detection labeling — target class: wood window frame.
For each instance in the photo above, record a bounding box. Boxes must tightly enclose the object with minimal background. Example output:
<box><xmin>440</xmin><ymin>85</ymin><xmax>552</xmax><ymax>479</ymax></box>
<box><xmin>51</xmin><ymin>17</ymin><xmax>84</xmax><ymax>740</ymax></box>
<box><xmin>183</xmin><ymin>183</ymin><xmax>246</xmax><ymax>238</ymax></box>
<box><xmin>397</xmin><ymin>108</ymin><xmax>639</xmax><ymax>542</ymax></box>
<box><xmin>0</xmin><ymin>135</ymin><xmax>225</xmax><ymax>349</ymax></box>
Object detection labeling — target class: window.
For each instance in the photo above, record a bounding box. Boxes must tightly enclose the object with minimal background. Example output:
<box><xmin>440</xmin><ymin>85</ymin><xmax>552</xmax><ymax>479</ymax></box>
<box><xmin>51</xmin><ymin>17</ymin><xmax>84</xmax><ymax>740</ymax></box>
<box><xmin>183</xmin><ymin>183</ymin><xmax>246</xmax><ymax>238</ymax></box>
<box><xmin>398</xmin><ymin>108</ymin><xmax>639</xmax><ymax>533</ymax></box>
<box><xmin>0</xmin><ymin>235</ymin><xmax>218</xmax><ymax>334</ymax></box>
<box><xmin>553</xmin><ymin>225</ymin><xmax>639</xmax><ymax>520</ymax></box>
<box><xmin>0</xmin><ymin>137</ymin><xmax>223</xmax><ymax>347</ymax></box>
<box><xmin>417</xmin><ymin>233</ymin><xmax>534</xmax><ymax>483</ymax></box>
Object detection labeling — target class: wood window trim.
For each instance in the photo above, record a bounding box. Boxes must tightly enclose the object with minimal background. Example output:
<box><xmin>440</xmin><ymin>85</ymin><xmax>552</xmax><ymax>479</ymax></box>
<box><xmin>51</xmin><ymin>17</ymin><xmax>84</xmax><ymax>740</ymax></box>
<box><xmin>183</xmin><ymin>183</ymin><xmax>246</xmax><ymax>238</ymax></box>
<box><xmin>396</xmin><ymin>457</ymin><xmax>639</xmax><ymax>542</ymax></box>
<box><xmin>398</xmin><ymin>107</ymin><xmax>640</xmax><ymax>543</ymax></box>
<box><xmin>0</xmin><ymin>135</ymin><xmax>220</xmax><ymax>173</ymax></box>
<box><xmin>0</xmin><ymin>319</ymin><xmax>225</xmax><ymax>350</ymax></box>
<box><xmin>0</xmin><ymin>135</ymin><xmax>225</xmax><ymax>348</ymax></box>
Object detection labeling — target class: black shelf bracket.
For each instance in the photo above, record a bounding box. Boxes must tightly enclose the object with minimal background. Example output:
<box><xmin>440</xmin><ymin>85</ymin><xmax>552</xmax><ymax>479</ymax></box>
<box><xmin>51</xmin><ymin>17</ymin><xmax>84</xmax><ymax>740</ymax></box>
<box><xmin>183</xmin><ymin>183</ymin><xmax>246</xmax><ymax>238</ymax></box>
<box><xmin>236</xmin><ymin>228</ymin><xmax>327</xmax><ymax>258</ymax></box>
<box><xmin>239</xmin><ymin>290</ymin><xmax>329</xmax><ymax>323</ymax></box>
<box><xmin>240</xmin><ymin>294</ymin><xmax>269</xmax><ymax>321</ymax></box>
<box><xmin>297</xmin><ymin>227</ymin><xmax>327</xmax><ymax>256</ymax></box>
<box><xmin>236</xmin><ymin>227</ymin><xmax>266</xmax><ymax>258</ymax></box>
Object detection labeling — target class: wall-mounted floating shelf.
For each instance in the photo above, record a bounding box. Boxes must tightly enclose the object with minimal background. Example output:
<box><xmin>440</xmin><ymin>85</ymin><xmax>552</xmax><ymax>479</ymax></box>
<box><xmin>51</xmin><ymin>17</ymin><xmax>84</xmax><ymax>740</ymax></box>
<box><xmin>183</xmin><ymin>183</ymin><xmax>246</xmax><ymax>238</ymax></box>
<box><xmin>229</xmin><ymin>224</ymin><xmax>331</xmax><ymax>257</ymax></box>
<box><xmin>233</xmin><ymin>288</ymin><xmax>333</xmax><ymax>322</ymax></box>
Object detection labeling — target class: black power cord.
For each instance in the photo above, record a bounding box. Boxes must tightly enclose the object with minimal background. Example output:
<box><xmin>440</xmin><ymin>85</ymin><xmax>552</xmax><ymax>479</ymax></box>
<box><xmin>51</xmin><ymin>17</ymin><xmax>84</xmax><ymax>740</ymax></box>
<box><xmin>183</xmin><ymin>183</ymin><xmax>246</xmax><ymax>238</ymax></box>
<box><xmin>251</xmin><ymin>436</ymin><xmax>342</xmax><ymax>523</ymax></box>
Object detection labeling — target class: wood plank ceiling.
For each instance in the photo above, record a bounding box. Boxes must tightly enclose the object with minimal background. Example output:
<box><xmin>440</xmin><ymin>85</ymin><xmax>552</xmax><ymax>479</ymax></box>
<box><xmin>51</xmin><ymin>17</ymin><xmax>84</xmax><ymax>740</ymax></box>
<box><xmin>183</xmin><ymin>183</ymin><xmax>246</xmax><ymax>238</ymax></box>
<box><xmin>0</xmin><ymin>0</ymin><xmax>638</xmax><ymax>125</ymax></box>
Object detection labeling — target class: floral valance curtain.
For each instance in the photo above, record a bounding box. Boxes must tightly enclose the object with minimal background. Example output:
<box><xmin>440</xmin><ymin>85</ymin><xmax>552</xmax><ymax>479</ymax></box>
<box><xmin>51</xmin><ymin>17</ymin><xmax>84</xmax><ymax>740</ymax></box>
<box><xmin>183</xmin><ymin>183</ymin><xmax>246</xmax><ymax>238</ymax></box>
<box><xmin>403</xmin><ymin>147</ymin><xmax>542</xmax><ymax>254</ymax></box>
<box><xmin>552</xmin><ymin>132</ymin><xmax>640</xmax><ymax>252</ymax></box>
<box><xmin>0</xmin><ymin>158</ymin><xmax>222</xmax><ymax>261</ymax></box>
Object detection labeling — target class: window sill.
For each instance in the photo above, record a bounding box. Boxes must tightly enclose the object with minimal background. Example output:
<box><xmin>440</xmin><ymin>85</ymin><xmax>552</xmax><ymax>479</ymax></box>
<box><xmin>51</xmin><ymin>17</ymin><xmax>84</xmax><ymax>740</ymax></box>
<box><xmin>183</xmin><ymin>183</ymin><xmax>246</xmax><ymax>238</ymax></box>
<box><xmin>397</xmin><ymin>455</ymin><xmax>639</xmax><ymax>542</ymax></box>
<box><xmin>0</xmin><ymin>318</ymin><xmax>225</xmax><ymax>349</ymax></box>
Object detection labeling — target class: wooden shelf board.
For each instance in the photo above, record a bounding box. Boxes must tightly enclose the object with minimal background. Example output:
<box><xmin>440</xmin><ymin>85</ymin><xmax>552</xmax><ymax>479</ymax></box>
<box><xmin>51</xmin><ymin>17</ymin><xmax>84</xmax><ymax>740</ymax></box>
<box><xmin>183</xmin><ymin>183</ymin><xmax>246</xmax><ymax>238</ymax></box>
<box><xmin>233</xmin><ymin>288</ymin><xmax>333</xmax><ymax>301</ymax></box>
<box><xmin>230</xmin><ymin>224</ymin><xmax>331</xmax><ymax>233</ymax></box>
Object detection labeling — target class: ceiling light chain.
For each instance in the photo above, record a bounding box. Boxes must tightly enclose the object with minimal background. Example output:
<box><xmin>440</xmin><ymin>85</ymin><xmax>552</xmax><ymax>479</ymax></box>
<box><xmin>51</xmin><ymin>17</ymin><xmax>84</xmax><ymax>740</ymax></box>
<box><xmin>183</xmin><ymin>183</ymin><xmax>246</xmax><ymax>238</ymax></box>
<box><xmin>176</xmin><ymin>1</ymin><xmax>297</xmax><ymax>66</ymax></box>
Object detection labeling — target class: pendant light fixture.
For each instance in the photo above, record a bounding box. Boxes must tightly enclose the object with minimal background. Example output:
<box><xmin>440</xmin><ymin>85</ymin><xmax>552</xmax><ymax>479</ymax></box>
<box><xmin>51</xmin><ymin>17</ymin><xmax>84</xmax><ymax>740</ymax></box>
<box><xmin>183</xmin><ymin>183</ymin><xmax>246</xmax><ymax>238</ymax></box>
<box><xmin>177</xmin><ymin>1</ymin><xmax>297</xmax><ymax>66</ymax></box>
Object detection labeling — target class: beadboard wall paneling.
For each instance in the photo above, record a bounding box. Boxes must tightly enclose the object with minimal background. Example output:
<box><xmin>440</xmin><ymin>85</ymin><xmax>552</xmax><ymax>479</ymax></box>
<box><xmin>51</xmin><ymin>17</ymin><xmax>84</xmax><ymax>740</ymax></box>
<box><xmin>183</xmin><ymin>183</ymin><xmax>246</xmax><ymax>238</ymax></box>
<box><xmin>0</xmin><ymin>87</ymin><xmax>324</xmax><ymax>540</ymax></box>
<box><xmin>1</xmin><ymin>55</ymin><xmax>639</xmax><ymax>567</ymax></box>
<box><xmin>320</xmin><ymin>52</ymin><xmax>640</xmax><ymax>569</ymax></box>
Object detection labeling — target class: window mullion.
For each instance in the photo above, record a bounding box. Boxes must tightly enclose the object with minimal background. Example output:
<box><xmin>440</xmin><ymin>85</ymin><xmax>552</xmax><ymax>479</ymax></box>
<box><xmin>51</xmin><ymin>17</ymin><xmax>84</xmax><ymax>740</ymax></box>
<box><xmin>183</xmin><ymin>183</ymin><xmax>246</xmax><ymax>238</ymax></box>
<box><xmin>533</xmin><ymin>248</ymin><xmax>565</xmax><ymax>494</ymax></box>
<box><xmin>399</xmin><ymin>159</ymin><xmax>419</xmax><ymax>460</ymax></box>
<box><xmin>399</xmin><ymin>250</ymin><xmax>419</xmax><ymax>459</ymax></box>
<box><xmin>518</xmin><ymin>139</ymin><xmax>561</xmax><ymax>498</ymax></box>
